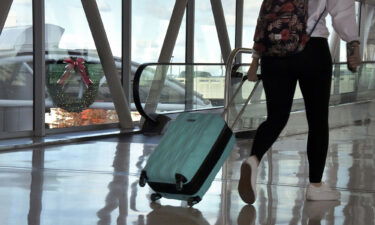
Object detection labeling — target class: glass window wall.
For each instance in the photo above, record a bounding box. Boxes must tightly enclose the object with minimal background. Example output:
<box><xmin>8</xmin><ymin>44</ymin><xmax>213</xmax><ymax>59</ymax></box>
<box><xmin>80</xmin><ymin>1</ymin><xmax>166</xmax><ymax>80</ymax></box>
<box><xmin>136</xmin><ymin>64</ymin><xmax>226</xmax><ymax>115</ymax></box>
<box><xmin>132</xmin><ymin>0</ymin><xmax>186</xmax><ymax>121</ymax></box>
<box><xmin>44</xmin><ymin>0</ymin><xmax>121</xmax><ymax>129</ymax></box>
<box><xmin>362</xmin><ymin>3</ymin><xmax>375</xmax><ymax>61</ymax></box>
<box><xmin>242</xmin><ymin>1</ymin><xmax>263</xmax><ymax>63</ymax></box>
<box><xmin>192</xmin><ymin>1</ymin><xmax>235</xmax><ymax>110</ymax></box>
<box><xmin>0</xmin><ymin>0</ymin><xmax>33</xmax><ymax>134</ymax></box>
<box><xmin>195</xmin><ymin>1</ymin><xmax>222</xmax><ymax>63</ymax></box>
<box><xmin>222</xmin><ymin>0</ymin><xmax>236</xmax><ymax>49</ymax></box>
<box><xmin>194</xmin><ymin>1</ymin><xmax>235</xmax><ymax>63</ymax></box>
<box><xmin>132</xmin><ymin>0</ymin><xmax>185</xmax><ymax>63</ymax></box>
<box><xmin>0</xmin><ymin>0</ymin><xmax>372</xmax><ymax>138</ymax></box>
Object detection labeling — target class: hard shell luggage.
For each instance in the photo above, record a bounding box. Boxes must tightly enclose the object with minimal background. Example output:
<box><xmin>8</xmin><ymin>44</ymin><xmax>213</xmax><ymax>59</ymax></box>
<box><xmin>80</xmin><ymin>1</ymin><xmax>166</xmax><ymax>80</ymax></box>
<box><xmin>139</xmin><ymin>75</ymin><xmax>261</xmax><ymax>206</ymax></box>
<box><xmin>140</xmin><ymin>112</ymin><xmax>235</xmax><ymax>206</ymax></box>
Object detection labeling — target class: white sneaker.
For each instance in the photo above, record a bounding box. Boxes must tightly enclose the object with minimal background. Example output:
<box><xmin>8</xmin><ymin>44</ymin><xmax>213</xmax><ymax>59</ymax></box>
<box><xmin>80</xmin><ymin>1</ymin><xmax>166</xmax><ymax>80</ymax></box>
<box><xmin>238</xmin><ymin>156</ymin><xmax>258</xmax><ymax>204</ymax></box>
<box><xmin>306</xmin><ymin>182</ymin><xmax>341</xmax><ymax>201</ymax></box>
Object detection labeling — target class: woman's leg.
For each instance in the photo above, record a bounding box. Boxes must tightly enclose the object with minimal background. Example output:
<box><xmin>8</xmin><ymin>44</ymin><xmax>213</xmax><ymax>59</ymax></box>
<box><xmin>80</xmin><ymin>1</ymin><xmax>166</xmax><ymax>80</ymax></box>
<box><xmin>299</xmin><ymin>73</ymin><xmax>332</xmax><ymax>183</ymax></box>
<box><xmin>298</xmin><ymin>38</ymin><xmax>333</xmax><ymax>183</ymax></box>
<box><xmin>301</xmin><ymin>38</ymin><xmax>339</xmax><ymax>201</ymax></box>
<box><xmin>238</xmin><ymin>57</ymin><xmax>298</xmax><ymax>204</ymax></box>
<box><xmin>250</xmin><ymin>58</ymin><xmax>298</xmax><ymax>161</ymax></box>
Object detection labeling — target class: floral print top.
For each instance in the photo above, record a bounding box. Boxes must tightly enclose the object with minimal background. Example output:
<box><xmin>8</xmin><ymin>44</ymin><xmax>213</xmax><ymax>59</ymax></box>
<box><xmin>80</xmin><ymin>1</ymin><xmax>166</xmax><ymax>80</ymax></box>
<box><xmin>253</xmin><ymin>0</ymin><xmax>310</xmax><ymax>57</ymax></box>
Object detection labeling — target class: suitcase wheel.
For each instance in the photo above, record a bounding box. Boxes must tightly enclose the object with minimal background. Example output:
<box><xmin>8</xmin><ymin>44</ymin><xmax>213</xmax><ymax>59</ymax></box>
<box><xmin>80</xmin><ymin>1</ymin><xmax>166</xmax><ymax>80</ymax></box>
<box><xmin>139</xmin><ymin>171</ymin><xmax>147</xmax><ymax>187</ymax></box>
<box><xmin>151</xmin><ymin>193</ymin><xmax>162</xmax><ymax>202</ymax></box>
<box><xmin>139</xmin><ymin>177</ymin><xmax>146</xmax><ymax>187</ymax></box>
<box><xmin>187</xmin><ymin>196</ymin><xmax>201</xmax><ymax>207</ymax></box>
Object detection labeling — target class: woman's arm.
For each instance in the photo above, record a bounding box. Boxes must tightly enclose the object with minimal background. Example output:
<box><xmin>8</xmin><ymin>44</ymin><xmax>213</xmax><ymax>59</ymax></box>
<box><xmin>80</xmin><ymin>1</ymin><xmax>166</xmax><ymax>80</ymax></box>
<box><xmin>328</xmin><ymin>0</ymin><xmax>361</xmax><ymax>71</ymax></box>
<box><xmin>247</xmin><ymin>57</ymin><xmax>260</xmax><ymax>82</ymax></box>
<box><xmin>327</xmin><ymin>0</ymin><xmax>359</xmax><ymax>42</ymax></box>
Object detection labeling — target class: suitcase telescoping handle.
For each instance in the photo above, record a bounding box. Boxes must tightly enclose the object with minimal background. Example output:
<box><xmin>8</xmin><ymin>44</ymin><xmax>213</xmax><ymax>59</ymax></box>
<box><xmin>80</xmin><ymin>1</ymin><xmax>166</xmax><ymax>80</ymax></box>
<box><xmin>221</xmin><ymin>74</ymin><xmax>262</xmax><ymax>130</ymax></box>
<box><xmin>222</xmin><ymin>48</ymin><xmax>263</xmax><ymax>130</ymax></box>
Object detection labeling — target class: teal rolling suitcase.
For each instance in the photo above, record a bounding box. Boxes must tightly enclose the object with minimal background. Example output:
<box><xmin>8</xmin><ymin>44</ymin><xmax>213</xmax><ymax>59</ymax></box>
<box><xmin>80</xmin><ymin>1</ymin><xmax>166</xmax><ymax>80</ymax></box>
<box><xmin>139</xmin><ymin>76</ymin><xmax>261</xmax><ymax>206</ymax></box>
<box><xmin>139</xmin><ymin>112</ymin><xmax>236</xmax><ymax>206</ymax></box>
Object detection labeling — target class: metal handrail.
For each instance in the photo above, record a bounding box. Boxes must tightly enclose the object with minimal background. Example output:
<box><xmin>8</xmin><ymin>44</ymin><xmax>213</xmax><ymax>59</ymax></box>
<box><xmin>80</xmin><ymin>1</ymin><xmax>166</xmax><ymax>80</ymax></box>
<box><xmin>132</xmin><ymin>62</ymin><xmax>226</xmax><ymax>123</ymax></box>
<box><xmin>131</xmin><ymin>59</ymin><xmax>374</xmax><ymax>124</ymax></box>
<box><xmin>224</xmin><ymin>48</ymin><xmax>253</xmax><ymax>122</ymax></box>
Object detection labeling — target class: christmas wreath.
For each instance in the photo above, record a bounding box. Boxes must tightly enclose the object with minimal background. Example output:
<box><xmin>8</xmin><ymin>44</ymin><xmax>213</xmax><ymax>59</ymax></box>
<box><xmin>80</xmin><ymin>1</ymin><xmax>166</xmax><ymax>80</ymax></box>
<box><xmin>46</xmin><ymin>57</ymin><xmax>103</xmax><ymax>113</ymax></box>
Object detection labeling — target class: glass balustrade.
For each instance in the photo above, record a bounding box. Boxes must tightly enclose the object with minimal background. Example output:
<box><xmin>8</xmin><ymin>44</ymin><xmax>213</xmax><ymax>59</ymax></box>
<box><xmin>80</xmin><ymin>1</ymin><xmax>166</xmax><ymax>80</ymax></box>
<box><xmin>134</xmin><ymin>63</ymin><xmax>227</xmax><ymax>119</ymax></box>
<box><xmin>134</xmin><ymin>61</ymin><xmax>375</xmax><ymax>132</ymax></box>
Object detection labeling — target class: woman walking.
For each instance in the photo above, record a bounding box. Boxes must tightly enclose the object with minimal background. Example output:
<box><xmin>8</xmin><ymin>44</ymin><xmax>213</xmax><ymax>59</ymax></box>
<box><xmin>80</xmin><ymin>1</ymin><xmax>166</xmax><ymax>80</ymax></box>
<box><xmin>238</xmin><ymin>0</ymin><xmax>361</xmax><ymax>204</ymax></box>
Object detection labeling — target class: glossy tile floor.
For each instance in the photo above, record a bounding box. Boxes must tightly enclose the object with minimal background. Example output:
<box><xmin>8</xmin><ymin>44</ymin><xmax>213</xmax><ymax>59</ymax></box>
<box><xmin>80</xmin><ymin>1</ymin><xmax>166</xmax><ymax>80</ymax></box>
<box><xmin>1</xmin><ymin>121</ymin><xmax>374</xmax><ymax>225</ymax></box>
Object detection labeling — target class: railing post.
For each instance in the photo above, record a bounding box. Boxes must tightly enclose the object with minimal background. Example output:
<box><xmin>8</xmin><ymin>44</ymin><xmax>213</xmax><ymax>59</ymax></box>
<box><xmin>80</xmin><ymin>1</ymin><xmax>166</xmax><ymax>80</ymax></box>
<box><xmin>235</xmin><ymin>0</ymin><xmax>244</xmax><ymax>63</ymax></box>
<box><xmin>185</xmin><ymin>0</ymin><xmax>195</xmax><ymax>111</ymax></box>
<box><xmin>122</xmin><ymin>0</ymin><xmax>132</xmax><ymax>108</ymax></box>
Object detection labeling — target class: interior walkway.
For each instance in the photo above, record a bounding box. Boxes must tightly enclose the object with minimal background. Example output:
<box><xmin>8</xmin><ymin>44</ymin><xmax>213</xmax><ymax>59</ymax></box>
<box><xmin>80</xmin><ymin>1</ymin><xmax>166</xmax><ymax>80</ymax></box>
<box><xmin>0</xmin><ymin>120</ymin><xmax>374</xmax><ymax>225</ymax></box>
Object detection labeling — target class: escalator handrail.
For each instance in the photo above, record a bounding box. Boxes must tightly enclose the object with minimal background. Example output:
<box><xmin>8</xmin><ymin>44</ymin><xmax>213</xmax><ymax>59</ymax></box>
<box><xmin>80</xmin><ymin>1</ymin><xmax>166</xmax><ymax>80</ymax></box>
<box><xmin>133</xmin><ymin>58</ymin><xmax>374</xmax><ymax>124</ymax></box>
<box><xmin>133</xmin><ymin>63</ymin><xmax>156</xmax><ymax>123</ymax></box>
<box><xmin>133</xmin><ymin>62</ymin><xmax>226</xmax><ymax>123</ymax></box>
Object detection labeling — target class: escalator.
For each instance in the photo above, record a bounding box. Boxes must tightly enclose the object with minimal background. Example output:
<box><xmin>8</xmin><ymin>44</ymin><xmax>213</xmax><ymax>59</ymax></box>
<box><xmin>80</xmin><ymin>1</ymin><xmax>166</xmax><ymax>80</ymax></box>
<box><xmin>133</xmin><ymin>48</ymin><xmax>375</xmax><ymax>136</ymax></box>
<box><xmin>132</xmin><ymin>48</ymin><xmax>261</xmax><ymax>136</ymax></box>
<box><xmin>132</xmin><ymin>62</ymin><xmax>234</xmax><ymax>134</ymax></box>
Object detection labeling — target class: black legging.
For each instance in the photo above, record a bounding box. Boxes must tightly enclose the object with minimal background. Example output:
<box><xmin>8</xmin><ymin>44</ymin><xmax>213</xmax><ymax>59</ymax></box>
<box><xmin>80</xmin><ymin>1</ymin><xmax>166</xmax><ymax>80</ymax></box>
<box><xmin>250</xmin><ymin>37</ymin><xmax>333</xmax><ymax>183</ymax></box>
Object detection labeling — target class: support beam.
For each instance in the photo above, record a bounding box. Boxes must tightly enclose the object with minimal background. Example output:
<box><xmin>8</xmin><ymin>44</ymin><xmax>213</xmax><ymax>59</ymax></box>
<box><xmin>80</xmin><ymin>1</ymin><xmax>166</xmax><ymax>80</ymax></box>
<box><xmin>157</xmin><ymin>0</ymin><xmax>188</xmax><ymax>64</ymax></box>
<box><xmin>81</xmin><ymin>0</ymin><xmax>133</xmax><ymax>129</ymax></box>
<box><xmin>33</xmin><ymin>0</ymin><xmax>46</xmax><ymax>137</ymax></box>
<box><xmin>0</xmin><ymin>0</ymin><xmax>13</xmax><ymax>35</ymax></box>
<box><xmin>185</xmin><ymin>0</ymin><xmax>195</xmax><ymax>111</ymax></box>
<box><xmin>143</xmin><ymin>0</ymin><xmax>188</xmax><ymax>118</ymax></box>
<box><xmin>122</xmin><ymin>0</ymin><xmax>132</xmax><ymax>107</ymax></box>
<box><xmin>210</xmin><ymin>0</ymin><xmax>232</xmax><ymax>63</ymax></box>
<box><xmin>235</xmin><ymin>0</ymin><xmax>244</xmax><ymax>63</ymax></box>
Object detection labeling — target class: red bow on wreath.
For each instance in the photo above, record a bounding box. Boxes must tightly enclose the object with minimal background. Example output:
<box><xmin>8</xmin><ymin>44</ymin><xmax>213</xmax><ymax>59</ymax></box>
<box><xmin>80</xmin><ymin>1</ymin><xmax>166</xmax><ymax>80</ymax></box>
<box><xmin>57</xmin><ymin>58</ymin><xmax>93</xmax><ymax>88</ymax></box>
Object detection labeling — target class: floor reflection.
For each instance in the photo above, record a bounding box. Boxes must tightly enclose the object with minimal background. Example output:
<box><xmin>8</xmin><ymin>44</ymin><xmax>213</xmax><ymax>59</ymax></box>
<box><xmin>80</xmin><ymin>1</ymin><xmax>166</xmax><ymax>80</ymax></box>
<box><xmin>1</xmin><ymin>121</ymin><xmax>374</xmax><ymax>225</ymax></box>
<box><xmin>96</xmin><ymin>143</ymin><xmax>129</xmax><ymax>225</ymax></box>
<box><xmin>237</xmin><ymin>205</ymin><xmax>256</xmax><ymax>225</ymax></box>
<box><xmin>28</xmin><ymin>149</ymin><xmax>44</xmax><ymax>225</ymax></box>
<box><xmin>146</xmin><ymin>203</ymin><xmax>210</xmax><ymax>225</ymax></box>
<box><xmin>302</xmin><ymin>201</ymin><xmax>340</xmax><ymax>225</ymax></box>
